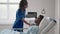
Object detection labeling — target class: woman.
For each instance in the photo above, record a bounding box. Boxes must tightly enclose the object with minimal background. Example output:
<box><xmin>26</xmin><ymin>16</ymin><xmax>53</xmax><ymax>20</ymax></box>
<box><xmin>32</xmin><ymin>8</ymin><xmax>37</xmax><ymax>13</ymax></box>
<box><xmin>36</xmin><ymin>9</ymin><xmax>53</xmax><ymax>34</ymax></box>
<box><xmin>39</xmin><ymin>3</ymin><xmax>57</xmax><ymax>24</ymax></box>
<box><xmin>13</xmin><ymin>0</ymin><xmax>31</xmax><ymax>34</ymax></box>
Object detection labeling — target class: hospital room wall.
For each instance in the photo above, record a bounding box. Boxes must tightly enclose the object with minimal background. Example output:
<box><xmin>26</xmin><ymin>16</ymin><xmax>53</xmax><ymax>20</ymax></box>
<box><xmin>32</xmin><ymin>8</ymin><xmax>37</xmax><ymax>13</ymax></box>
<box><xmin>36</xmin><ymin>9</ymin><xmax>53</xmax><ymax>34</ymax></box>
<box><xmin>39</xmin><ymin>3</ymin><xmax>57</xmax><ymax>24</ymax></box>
<box><xmin>27</xmin><ymin>0</ymin><xmax>55</xmax><ymax>18</ymax></box>
<box><xmin>59</xmin><ymin>0</ymin><xmax>60</xmax><ymax>33</ymax></box>
<box><xmin>55</xmin><ymin>0</ymin><xmax>60</xmax><ymax>34</ymax></box>
<box><xmin>59</xmin><ymin>1</ymin><xmax>60</xmax><ymax>33</ymax></box>
<box><xmin>58</xmin><ymin>2</ymin><xmax>60</xmax><ymax>34</ymax></box>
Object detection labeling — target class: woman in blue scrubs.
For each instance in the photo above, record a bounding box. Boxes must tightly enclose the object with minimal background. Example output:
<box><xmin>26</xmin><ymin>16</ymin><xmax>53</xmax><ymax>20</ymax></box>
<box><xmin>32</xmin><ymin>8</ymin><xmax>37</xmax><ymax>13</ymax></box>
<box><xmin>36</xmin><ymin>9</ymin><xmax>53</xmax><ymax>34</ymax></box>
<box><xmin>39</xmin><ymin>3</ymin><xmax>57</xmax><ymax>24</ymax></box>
<box><xmin>13</xmin><ymin>0</ymin><xmax>31</xmax><ymax>34</ymax></box>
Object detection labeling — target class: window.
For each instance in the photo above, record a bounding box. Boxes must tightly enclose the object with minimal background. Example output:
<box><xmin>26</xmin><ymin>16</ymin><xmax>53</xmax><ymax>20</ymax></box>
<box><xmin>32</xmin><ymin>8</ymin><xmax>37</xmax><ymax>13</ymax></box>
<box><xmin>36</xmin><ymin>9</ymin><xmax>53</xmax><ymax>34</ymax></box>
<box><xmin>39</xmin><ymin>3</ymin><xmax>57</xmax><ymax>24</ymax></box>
<box><xmin>9</xmin><ymin>5</ymin><xmax>18</xmax><ymax>20</ymax></box>
<box><xmin>0</xmin><ymin>0</ymin><xmax>21</xmax><ymax>24</ymax></box>
<box><xmin>0</xmin><ymin>0</ymin><xmax>7</xmax><ymax>3</ymax></box>
<box><xmin>0</xmin><ymin>5</ymin><xmax>7</xmax><ymax>19</ymax></box>
<box><xmin>9</xmin><ymin>0</ymin><xmax>20</xmax><ymax>3</ymax></box>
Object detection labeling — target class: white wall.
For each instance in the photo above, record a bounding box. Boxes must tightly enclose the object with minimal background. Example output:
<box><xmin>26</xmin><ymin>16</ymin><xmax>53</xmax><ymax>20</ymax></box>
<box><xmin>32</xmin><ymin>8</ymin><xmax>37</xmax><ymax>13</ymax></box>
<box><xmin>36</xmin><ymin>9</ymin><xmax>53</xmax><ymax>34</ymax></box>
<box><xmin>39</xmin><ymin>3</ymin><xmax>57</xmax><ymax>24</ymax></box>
<box><xmin>27</xmin><ymin>0</ymin><xmax>55</xmax><ymax>18</ymax></box>
<box><xmin>59</xmin><ymin>0</ymin><xmax>60</xmax><ymax>33</ymax></box>
<box><xmin>42</xmin><ymin>0</ymin><xmax>55</xmax><ymax>18</ymax></box>
<box><xmin>27</xmin><ymin>0</ymin><xmax>43</xmax><ymax>17</ymax></box>
<box><xmin>55</xmin><ymin>0</ymin><xmax>59</xmax><ymax>34</ymax></box>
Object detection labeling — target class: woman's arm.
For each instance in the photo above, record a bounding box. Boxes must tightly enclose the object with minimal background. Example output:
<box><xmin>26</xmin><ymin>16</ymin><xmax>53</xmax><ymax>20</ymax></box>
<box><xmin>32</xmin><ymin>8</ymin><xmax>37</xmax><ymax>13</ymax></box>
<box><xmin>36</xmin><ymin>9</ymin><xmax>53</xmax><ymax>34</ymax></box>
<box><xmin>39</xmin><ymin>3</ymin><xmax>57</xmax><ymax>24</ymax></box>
<box><xmin>22</xmin><ymin>19</ymin><xmax>31</xmax><ymax>25</ymax></box>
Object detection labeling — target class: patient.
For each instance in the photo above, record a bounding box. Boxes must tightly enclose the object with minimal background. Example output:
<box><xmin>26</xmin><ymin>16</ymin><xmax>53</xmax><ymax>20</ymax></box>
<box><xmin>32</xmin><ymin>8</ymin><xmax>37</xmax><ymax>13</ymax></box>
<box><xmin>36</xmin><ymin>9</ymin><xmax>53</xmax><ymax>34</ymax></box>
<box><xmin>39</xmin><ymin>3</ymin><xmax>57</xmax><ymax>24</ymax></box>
<box><xmin>25</xmin><ymin>15</ymin><xmax>44</xmax><ymax>34</ymax></box>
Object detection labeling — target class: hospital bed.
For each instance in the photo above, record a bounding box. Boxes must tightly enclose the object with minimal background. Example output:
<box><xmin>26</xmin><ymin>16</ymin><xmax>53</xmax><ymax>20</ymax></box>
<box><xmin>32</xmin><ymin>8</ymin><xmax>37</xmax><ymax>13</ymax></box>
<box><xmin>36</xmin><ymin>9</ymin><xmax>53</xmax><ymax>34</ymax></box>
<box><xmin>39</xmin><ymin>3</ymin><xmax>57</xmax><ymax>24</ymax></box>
<box><xmin>39</xmin><ymin>17</ymin><xmax>56</xmax><ymax>34</ymax></box>
<box><xmin>0</xmin><ymin>17</ymin><xmax>56</xmax><ymax>34</ymax></box>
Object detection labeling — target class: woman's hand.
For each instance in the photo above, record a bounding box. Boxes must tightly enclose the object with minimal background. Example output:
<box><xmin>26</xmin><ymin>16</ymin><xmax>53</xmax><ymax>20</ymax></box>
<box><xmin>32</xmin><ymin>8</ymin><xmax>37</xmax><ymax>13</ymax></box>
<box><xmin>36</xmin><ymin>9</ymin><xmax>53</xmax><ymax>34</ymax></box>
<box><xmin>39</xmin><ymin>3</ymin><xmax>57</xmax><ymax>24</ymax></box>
<box><xmin>22</xmin><ymin>19</ymin><xmax>31</xmax><ymax>25</ymax></box>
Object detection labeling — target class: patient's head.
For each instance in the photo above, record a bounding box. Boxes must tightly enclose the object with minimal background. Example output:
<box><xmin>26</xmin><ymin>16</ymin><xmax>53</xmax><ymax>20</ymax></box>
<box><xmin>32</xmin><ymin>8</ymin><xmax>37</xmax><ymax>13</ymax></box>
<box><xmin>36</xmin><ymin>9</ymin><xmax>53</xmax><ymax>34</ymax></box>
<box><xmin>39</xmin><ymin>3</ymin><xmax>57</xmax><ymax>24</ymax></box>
<box><xmin>35</xmin><ymin>15</ymin><xmax>44</xmax><ymax>26</ymax></box>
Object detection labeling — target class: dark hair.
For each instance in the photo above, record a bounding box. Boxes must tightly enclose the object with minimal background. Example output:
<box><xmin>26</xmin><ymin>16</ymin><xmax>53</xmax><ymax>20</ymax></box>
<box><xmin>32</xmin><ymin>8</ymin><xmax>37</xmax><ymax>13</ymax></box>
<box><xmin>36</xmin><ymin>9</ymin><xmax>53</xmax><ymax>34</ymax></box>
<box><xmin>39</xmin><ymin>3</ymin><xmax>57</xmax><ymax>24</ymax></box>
<box><xmin>35</xmin><ymin>17</ymin><xmax>37</xmax><ymax>18</ymax></box>
<box><xmin>19</xmin><ymin>0</ymin><xmax>28</xmax><ymax>9</ymax></box>
<box><xmin>37</xmin><ymin>15</ymin><xmax>44</xmax><ymax>25</ymax></box>
<box><xmin>39</xmin><ymin>15</ymin><xmax>44</xmax><ymax>21</ymax></box>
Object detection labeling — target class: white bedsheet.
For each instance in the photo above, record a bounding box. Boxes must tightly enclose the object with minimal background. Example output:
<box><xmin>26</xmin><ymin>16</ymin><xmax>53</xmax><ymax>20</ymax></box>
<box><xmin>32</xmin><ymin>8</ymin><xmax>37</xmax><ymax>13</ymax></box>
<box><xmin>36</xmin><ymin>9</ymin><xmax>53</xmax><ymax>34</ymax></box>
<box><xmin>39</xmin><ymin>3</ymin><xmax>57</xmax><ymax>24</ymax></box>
<box><xmin>0</xmin><ymin>29</ymin><xmax>20</xmax><ymax>34</ymax></box>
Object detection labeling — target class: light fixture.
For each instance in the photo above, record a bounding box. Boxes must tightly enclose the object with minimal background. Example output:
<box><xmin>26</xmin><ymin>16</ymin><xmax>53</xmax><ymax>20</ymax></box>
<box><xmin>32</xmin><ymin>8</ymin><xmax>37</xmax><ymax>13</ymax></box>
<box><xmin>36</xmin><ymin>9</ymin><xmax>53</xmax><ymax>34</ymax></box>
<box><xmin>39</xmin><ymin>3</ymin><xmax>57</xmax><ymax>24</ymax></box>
<box><xmin>41</xmin><ymin>8</ymin><xmax>45</xmax><ymax>14</ymax></box>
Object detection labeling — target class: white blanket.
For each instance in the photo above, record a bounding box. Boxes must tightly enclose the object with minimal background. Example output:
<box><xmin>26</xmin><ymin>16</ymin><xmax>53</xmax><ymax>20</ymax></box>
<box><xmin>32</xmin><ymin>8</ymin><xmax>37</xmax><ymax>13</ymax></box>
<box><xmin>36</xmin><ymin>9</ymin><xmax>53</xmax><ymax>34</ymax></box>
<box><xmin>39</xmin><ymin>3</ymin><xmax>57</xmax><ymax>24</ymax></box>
<box><xmin>26</xmin><ymin>25</ymin><xmax>39</xmax><ymax>34</ymax></box>
<box><xmin>0</xmin><ymin>29</ymin><xmax>20</xmax><ymax>34</ymax></box>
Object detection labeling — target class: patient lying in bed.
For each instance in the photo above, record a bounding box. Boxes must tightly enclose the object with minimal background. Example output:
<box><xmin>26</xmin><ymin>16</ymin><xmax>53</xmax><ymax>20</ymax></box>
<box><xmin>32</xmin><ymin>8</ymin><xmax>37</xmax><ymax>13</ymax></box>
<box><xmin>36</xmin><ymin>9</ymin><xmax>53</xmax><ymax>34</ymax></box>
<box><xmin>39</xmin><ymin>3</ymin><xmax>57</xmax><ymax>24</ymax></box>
<box><xmin>25</xmin><ymin>15</ymin><xmax>44</xmax><ymax>34</ymax></box>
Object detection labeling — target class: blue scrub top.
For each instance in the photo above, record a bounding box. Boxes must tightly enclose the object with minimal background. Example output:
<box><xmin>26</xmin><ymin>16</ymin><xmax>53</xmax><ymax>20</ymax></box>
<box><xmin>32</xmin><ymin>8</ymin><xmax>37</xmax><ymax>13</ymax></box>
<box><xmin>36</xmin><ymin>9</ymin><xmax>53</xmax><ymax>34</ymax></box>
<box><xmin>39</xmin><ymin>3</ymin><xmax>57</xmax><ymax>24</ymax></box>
<box><xmin>13</xmin><ymin>8</ymin><xmax>26</xmax><ymax>32</ymax></box>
